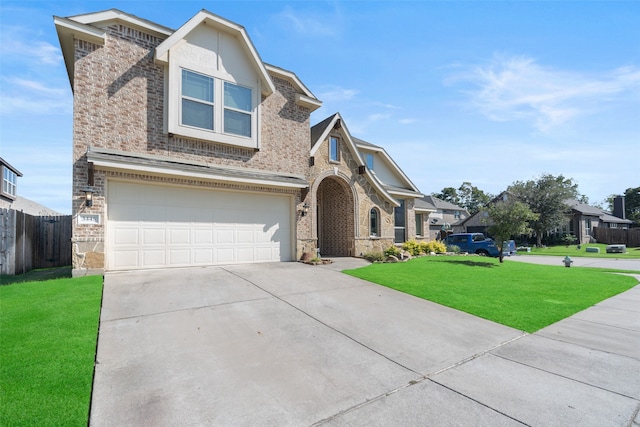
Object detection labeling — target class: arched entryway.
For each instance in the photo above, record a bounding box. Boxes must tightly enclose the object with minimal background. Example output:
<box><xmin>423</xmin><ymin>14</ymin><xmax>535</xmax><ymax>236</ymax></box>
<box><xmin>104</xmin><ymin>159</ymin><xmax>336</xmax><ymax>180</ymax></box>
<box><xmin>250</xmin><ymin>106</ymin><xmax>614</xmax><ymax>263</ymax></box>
<box><xmin>316</xmin><ymin>176</ymin><xmax>355</xmax><ymax>257</ymax></box>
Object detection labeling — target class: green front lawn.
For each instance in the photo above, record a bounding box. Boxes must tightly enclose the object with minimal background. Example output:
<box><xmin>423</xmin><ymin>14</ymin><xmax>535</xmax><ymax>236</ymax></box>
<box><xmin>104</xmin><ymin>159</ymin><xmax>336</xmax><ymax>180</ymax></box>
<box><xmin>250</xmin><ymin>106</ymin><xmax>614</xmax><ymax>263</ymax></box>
<box><xmin>345</xmin><ymin>256</ymin><xmax>638</xmax><ymax>333</ymax></box>
<box><xmin>0</xmin><ymin>274</ymin><xmax>103</xmax><ymax>426</ymax></box>
<box><xmin>520</xmin><ymin>243</ymin><xmax>640</xmax><ymax>258</ymax></box>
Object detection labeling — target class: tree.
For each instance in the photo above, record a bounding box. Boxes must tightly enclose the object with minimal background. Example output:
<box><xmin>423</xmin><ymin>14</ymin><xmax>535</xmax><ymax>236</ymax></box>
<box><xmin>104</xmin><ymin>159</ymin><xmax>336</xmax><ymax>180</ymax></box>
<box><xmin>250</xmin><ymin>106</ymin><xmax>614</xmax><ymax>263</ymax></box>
<box><xmin>487</xmin><ymin>200</ymin><xmax>538</xmax><ymax>263</ymax></box>
<box><xmin>433</xmin><ymin>182</ymin><xmax>492</xmax><ymax>214</ymax></box>
<box><xmin>432</xmin><ymin>187</ymin><xmax>460</xmax><ymax>206</ymax></box>
<box><xmin>457</xmin><ymin>182</ymin><xmax>492</xmax><ymax>215</ymax></box>
<box><xmin>623</xmin><ymin>186</ymin><xmax>640</xmax><ymax>225</ymax></box>
<box><xmin>508</xmin><ymin>174</ymin><xmax>579</xmax><ymax>247</ymax></box>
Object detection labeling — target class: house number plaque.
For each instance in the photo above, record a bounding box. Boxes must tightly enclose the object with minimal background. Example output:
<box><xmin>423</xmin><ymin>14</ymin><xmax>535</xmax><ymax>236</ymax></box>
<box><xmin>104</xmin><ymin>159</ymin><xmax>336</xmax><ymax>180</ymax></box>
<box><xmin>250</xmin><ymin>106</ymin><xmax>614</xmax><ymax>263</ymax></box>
<box><xmin>78</xmin><ymin>214</ymin><xmax>101</xmax><ymax>225</ymax></box>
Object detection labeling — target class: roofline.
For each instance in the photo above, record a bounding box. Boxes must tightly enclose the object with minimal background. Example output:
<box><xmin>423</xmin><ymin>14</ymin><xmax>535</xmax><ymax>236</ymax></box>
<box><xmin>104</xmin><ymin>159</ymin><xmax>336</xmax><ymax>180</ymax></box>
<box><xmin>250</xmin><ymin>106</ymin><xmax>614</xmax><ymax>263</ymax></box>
<box><xmin>264</xmin><ymin>64</ymin><xmax>322</xmax><ymax>111</ymax></box>
<box><xmin>87</xmin><ymin>147</ymin><xmax>308</xmax><ymax>189</ymax></box>
<box><xmin>310</xmin><ymin>114</ymin><xmax>399</xmax><ymax>207</ymax></box>
<box><xmin>68</xmin><ymin>9</ymin><xmax>174</xmax><ymax>36</ymax></box>
<box><xmin>355</xmin><ymin>138</ymin><xmax>420</xmax><ymax>194</ymax></box>
<box><xmin>54</xmin><ymin>16</ymin><xmax>106</xmax><ymax>90</ymax></box>
<box><xmin>415</xmin><ymin>207</ymin><xmax>437</xmax><ymax>213</ymax></box>
<box><xmin>0</xmin><ymin>157</ymin><xmax>23</xmax><ymax>176</ymax></box>
<box><xmin>154</xmin><ymin>10</ymin><xmax>275</xmax><ymax>96</ymax></box>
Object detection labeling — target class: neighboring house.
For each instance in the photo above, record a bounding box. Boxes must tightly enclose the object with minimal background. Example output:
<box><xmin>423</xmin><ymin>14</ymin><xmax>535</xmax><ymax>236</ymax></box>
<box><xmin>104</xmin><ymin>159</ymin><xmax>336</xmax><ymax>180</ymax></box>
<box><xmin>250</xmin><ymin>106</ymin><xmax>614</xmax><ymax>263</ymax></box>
<box><xmin>1</xmin><ymin>158</ymin><xmax>60</xmax><ymax>216</ymax></box>
<box><xmin>419</xmin><ymin>195</ymin><xmax>469</xmax><ymax>240</ymax></box>
<box><xmin>565</xmin><ymin>200</ymin><xmax>632</xmax><ymax>244</ymax></box>
<box><xmin>460</xmin><ymin>192</ymin><xmax>633</xmax><ymax>244</ymax></box>
<box><xmin>0</xmin><ymin>157</ymin><xmax>22</xmax><ymax>208</ymax></box>
<box><xmin>458</xmin><ymin>191</ymin><xmax>511</xmax><ymax>235</ymax></box>
<box><xmin>55</xmin><ymin>9</ymin><xmax>427</xmax><ymax>275</ymax></box>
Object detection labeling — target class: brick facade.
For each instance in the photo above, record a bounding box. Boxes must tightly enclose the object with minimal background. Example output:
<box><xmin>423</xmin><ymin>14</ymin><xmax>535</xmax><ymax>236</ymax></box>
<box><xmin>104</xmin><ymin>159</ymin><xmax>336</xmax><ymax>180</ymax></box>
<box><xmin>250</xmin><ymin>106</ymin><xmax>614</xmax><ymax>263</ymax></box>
<box><xmin>70</xmin><ymin>20</ymin><xmax>311</xmax><ymax>274</ymax></box>
<box><xmin>63</xmin><ymin>10</ymin><xmax>427</xmax><ymax>274</ymax></box>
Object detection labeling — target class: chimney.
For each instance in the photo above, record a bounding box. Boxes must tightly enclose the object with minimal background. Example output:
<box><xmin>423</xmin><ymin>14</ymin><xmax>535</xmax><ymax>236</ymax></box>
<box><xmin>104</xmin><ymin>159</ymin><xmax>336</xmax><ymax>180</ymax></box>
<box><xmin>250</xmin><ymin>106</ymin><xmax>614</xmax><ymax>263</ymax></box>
<box><xmin>613</xmin><ymin>196</ymin><xmax>626</xmax><ymax>219</ymax></box>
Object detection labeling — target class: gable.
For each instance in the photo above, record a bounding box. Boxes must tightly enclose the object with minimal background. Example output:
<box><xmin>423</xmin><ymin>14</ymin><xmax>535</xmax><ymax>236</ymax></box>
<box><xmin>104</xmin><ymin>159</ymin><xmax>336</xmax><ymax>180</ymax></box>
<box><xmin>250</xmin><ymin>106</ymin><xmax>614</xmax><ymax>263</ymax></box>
<box><xmin>354</xmin><ymin>139</ymin><xmax>422</xmax><ymax>198</ymax></box>
<box><xmin>155</xmin><ymin>10</ymin><xmax>274</xmax><ymax>96</ymax></box>
<box><xmin>156</xmin><ymin>18</ymin><xmax>267</xmax><ymax>148</ymax></box>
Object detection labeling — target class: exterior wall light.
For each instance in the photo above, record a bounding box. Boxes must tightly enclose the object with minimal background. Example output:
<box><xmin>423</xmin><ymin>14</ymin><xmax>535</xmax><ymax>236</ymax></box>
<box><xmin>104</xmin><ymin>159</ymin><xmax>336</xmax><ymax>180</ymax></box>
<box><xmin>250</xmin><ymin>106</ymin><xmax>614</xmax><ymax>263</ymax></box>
<box><xmin>301</xmin><ymin>202</ymin><xmax>310</xmax><ymax>216</ymax></box>
<box><xmin>83</xmin><ymin>187</ymin><xmax>96</xmax><ymax>207</ymax></box>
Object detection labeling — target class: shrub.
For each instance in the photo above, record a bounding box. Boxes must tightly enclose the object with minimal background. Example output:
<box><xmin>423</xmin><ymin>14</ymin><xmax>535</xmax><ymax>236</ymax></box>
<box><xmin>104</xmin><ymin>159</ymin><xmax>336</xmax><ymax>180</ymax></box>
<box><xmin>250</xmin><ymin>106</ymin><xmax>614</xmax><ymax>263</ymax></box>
<box><xmin>447</xmin><ymin>244</ymin><xmax>461</xmax><ymax>254</ymax></box>
<box><xmin>561</xmin><ymin>233</ymin><xmax>577</xmax><ymax>246</ymax></box>
<box><xmin>402</xmin><ymin>239</ymin><xmax>422</xmax><ymax>256</ymax></box>
<box><xmin>384</xmin><ymin>245</ymin><xmax>401</xmax><ymax>258</ymax></box>
<box><xmin>363</xmin><ymin>252</ymin><xmax>385</xmax><ymax>262</ymax></box>
<box><xmin>422</xmin><ymin>240</ymin><xmax>447</xmax><ymax>254</ymax></box>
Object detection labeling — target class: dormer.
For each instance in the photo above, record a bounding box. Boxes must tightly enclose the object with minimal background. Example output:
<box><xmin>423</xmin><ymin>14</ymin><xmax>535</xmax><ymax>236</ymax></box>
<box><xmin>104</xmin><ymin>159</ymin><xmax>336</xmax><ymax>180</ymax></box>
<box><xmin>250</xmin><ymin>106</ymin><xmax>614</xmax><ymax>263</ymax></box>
<box><xmin>155</xmin><ymin>10</ymin><xmax>276</xmax><ymax>149</ymax></box>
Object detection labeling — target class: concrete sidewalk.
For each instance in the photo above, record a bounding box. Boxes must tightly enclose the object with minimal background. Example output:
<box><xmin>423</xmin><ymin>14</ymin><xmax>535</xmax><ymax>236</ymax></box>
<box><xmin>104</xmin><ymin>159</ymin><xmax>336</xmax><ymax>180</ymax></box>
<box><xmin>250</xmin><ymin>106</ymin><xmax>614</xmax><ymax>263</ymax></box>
<box><xmin>90</xmin><ymin>259</ymin><xmax>640</xmax><ymax>426</ymax></box>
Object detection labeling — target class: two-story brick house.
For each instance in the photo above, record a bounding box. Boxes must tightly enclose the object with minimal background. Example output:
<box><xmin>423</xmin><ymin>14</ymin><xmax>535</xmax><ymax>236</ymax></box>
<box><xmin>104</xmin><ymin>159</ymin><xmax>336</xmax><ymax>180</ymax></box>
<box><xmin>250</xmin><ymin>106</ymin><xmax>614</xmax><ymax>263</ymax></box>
<box><xmin>55</xmin><ymin>9</ymin><xmax>426</xmax><ymax>275</ymax></box>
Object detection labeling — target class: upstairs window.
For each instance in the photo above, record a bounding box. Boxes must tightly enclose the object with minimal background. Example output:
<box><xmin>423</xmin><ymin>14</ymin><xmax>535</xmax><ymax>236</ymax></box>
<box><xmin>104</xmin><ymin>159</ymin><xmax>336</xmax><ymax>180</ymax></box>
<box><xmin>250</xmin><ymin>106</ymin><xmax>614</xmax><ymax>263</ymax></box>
<box><xmin>3</xmin><ymin>167</ymin><xmax>17</xmax><ymax>198</ymax></box>
<box><xmin>329</xmin><ymin>137</ymin><xmax>340</xmax><ymax>162</ymax></box>
<box><xmin>224</xmin><ymin>82</ymin><xmax>252</xmax><ymax>137</ymax></box>
<box><xmin>176</xmin><ymin>68</ymin><xmax>255</xmax><ymax>146</ymax></box>
<box><xmin>181</xmin><ymin>70</ymin><xmax>214</xmax><ymax>130</ymax></box>
<box><xmin>365</xmin><ymin>153</ymin><xmax>374</xmax><ymax>170</ymax></box>
<box><xmin>454</xmin><ymin>210</ymin><xmax>461</xmax><ymax>220</ymax></box>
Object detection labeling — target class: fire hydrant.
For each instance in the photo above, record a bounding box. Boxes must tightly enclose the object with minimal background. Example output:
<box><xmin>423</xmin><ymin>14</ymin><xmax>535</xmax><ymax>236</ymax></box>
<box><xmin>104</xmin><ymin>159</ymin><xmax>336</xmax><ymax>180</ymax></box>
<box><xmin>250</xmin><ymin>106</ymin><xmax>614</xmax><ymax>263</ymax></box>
<box><xmin>563</xmin><ymin>256</ymin><xmax>573</xmax><ymax>268</ymax></box>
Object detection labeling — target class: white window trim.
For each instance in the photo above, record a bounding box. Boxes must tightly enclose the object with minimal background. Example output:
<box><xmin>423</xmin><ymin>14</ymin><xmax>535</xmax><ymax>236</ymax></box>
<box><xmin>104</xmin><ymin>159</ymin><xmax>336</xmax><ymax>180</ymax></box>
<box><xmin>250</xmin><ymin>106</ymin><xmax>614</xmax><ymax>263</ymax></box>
<box><xmin>2</xmin><ymin>167</ymin><xmax>17</xmax><ymax>198</ymax></box>
<box><xmin>167</xmin><ymin>64</ymin><xmax>260</xmax><ymax>149</ymax></box>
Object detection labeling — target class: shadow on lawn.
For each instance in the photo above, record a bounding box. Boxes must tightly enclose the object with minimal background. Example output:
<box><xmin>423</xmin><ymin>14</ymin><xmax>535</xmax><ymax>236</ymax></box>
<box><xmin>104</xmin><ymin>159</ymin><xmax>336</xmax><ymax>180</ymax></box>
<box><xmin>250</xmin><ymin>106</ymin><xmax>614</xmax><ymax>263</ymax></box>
<box><xmin>0</xmin><ymin>266</ymin><xmax>72</xmax><ymax>285</ymax></box>
<box><xmin>444</xmin><ymin>260</ymin><xmax>496</xmax><ymax>268</ymax></box>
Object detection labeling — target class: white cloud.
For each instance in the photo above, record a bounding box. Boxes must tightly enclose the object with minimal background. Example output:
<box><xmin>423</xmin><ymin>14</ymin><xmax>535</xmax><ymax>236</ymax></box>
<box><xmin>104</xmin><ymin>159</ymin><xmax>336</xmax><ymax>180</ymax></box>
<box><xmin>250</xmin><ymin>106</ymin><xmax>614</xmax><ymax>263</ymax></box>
<box><xmin>6</xmin><ymin>77</ymin><xmax>67</xmax><ymax>96</ymax></box>
<box><xmin>0</xmin><ymin>26</ymin><xmax>62</xmax><ymax>66</ymax></box>
<box><xmin>316</xmin><ymin>85</ymin><xmax>359</xmax><ymax>102</ymax></box>
<box><xmin>447</xmin><ymin>55</ymin><xmax>640</xmax><ymax>132</ymax></box>
<box><xmin>274</xmin><ymin>6</ymin><xmax>340</xmax><ymax>38</ymax></box>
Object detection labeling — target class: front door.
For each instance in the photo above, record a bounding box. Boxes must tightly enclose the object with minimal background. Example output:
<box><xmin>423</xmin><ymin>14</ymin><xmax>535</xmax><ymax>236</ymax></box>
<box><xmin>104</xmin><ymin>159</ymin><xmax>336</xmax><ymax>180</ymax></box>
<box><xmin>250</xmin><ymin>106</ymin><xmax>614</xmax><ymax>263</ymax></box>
<box><xmin>316</xmin><ymin>177</ymin><xmax>354</xmax><ymax>257</ymax></box>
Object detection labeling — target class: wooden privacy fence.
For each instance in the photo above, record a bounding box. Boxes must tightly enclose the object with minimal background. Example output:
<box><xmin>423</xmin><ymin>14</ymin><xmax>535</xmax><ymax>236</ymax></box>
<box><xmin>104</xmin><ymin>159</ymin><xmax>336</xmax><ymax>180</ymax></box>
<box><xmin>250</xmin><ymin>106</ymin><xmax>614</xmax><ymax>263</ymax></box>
<box><xmin>593</xmin><ymin>227</ymin><xmax>640</xmax><ymax>247</ymax></box>
<box><xmin>0</xmin><ymin>209</ymin><xmax>72</xmax><ymax>276</ymax></box>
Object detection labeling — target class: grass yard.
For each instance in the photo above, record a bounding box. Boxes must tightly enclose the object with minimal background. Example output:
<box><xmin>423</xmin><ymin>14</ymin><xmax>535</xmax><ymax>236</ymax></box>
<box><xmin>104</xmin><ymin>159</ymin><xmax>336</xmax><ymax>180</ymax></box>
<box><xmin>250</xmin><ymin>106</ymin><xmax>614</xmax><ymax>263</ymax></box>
<box><xmin>521</xmin><ymin>243</ymin><xmax>640</xmax><ymax>259</ymax></box>
<box><xmin>345</xmin><ymin>256</ymin><xmax>638</xmax><ymax>333</ymax></box>
<box><xmin>0</xmin><ymin>272</ymin><xmax>103</xmax><ymax>426</ymax></box>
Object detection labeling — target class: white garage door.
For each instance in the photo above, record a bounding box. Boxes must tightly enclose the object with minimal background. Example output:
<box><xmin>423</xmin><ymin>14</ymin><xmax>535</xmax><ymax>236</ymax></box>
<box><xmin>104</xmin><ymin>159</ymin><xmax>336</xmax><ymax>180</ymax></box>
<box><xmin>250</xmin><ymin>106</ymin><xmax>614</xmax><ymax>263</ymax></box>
<box><xmin>107</xmin><ymin>181</ymin><xmax>292</xmax><ymax>270</ymax></box>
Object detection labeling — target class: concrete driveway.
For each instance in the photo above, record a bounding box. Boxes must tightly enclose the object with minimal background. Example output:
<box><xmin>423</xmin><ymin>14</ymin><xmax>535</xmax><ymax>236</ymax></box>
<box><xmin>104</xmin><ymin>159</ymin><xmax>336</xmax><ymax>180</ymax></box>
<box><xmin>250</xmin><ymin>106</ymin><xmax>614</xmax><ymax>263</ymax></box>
<box><xmin>90</xmin><ymin>259</ymin><xmax>640</xmax><ymax>426</ymax></box>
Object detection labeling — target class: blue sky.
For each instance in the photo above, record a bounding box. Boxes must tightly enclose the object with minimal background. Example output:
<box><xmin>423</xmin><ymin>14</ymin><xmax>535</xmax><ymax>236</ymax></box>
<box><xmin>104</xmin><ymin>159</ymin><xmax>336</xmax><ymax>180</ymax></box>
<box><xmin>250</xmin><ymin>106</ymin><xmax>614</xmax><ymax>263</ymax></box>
<box><xmin>1</xmin><ymin>1</ymin><xmax>638</xmax><ymax>214</ymax></box>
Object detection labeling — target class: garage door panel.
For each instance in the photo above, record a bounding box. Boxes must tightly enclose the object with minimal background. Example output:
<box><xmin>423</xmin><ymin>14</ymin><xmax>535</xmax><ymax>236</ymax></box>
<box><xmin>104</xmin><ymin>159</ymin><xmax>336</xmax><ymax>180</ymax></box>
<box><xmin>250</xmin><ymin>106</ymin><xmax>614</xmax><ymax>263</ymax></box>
<box><xmin>108</xmin><ymin>182</ymin><xmax>292</xmax><ymax>270</ymax></box>
<box><xmin>194</xmin><ymin>230</ymin><xmax>214</xmax><ymax>244</ymax></box>
<box><xmin>194</xmin><ymin>249</ymin><xmax>213</xmax><ymax>264</ymax></box>
<box><xmin>113</xmin><ymin>250</ymin><xmax>139</xmax><ymax>269</ymax></box>
<box><xmin>143</xmin><ymin>229</ymin><xmax>165</xmax><ymax>245</ymax></box>
<box><xmin>142</xmin><ymin>250</ymin><xmax>165</xmax><ymax>267</ymax></box>
<box><xmin>215</xmin><ymin>229</ymin><xmax>234</xmax><ymax>244</ymax></box>
<box><xmin>113</xmin><ymin>227</ymin><xmax>139</xmax><ymax>245</ymax></box>
<box><xmin>169</xmin><ymin>229</ymin><xmax>190</xmax><ymax>244</ymax></box>
<box><xmin>169</xmin><ymin>249</ymin><xmax>190</xmax><ymax>265</ymax></box>
<box><xmin>216</xmin><ymin>247</ymin><xmax>235</xmax><ymax>263</ymax></box>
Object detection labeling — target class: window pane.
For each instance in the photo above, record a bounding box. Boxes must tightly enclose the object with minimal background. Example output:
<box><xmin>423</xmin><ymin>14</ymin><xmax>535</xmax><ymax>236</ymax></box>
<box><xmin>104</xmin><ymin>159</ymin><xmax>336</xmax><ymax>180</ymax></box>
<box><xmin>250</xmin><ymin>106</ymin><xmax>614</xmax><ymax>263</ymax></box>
<box><xmin>224</xmin><ymin>109</ymin><xmax>251</xmax><ymax>137</ymax></box>
<box><xmin>366</xmin><ymin>153</ymin><xmax>374</xmax><ymax>170</ymax></box>
<box><xmin>394</xmin><ymin>200</ymin><xmax>405</xmax><ymax>227</ymax></box>
<box><xmin>415</xmin><ymin>213</ymin><xmax>423</xmax><ymax>236</ymax></box>
<box><xmin>182</xmin><ymin>70</ymin><xmax>213</xmax><ymax>102</ymax></box>
<box><xmin>330</xmin><ymin>137</ymin><xmax>339</xmax><ymax>161</ymax></box>
<box><xmin>224</xmin><ymin>82</ymin><xmax>251</xmax><ymax>112</ymax></box>
<box><xmin>370</xmin><ymin>209</ymin><xmax>379</xmax><ymax>236</ymax></box>
<box><xmin>182</xmin><ymin>99</ymin><xmax>213</xmax><ymax>130</ymax></box>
